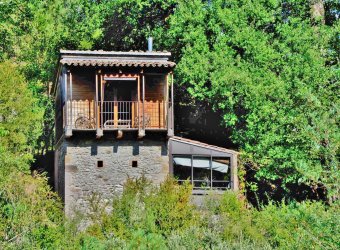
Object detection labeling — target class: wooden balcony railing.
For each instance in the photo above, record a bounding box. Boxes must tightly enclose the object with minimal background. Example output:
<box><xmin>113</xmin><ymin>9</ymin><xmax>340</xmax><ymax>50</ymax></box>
<box><xmin>64</xmin><ymin>100</ymin><xmax>171</xmax><ymax>131</ymax></box>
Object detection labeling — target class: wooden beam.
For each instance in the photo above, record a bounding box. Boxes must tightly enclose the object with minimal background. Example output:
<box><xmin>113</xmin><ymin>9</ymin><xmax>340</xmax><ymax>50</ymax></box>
<box><xmin>230</xmin><ymin>154</ymin><xmax>239</xmax><ymax>191</ymax></box>
<box><xmin>171</xmin><ymin>73</ymin><xmax>174</xmax><ymax>131</ymax></box>
<box><xmin>142</xmin><ymin>74</ymin><xmax>145</xmax><ymax>131</ymax></box>
<box><xmin>104</xmin><ymin>73</ymin><xmax>139</xmax><ymax>78</ymax></box>
<box><xmin>165</xmin><ymin>74</ymin><xmax>169</xmax><ymax>129</ymax></box>
<box><xmin>137</xmin><ymin>75</ymin><xmax>140</xmax><ymax>132</ymax></box>
<box><xmin>64</xmin><ymin>68</ymin><xmax>68</xmax><ymax>129</ymax></box>
<box><xmin>100</xmin><ymin>73</ymin><xmax>104</xmax><ymax>130</ymax></box>
<box><xmin>114</xmin><ymin>88</ymin><xmax>118</xmax><ymax>128</ymax></box>
<box><xmin>95</xmin><ymin>71</ymin><xmax>98</xmax><ymax>130</ymax></box>
<box><xmin>70</xmin><ymin>71</ymin><xmax>73</xmax><ymax>129</ymax></box>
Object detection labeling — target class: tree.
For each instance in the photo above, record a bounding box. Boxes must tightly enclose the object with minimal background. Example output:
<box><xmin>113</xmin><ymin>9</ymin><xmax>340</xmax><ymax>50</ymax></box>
<box><xmin>0</xmin><ymin>61</ymin><xmax>43</xmax><ymax>173</ymax></box>
<box><xmin>100</xmin><ymin>0</ymin><xmax>177</xmax><ymax>51</ymax></box>
<box><xmin>155</xmin><ymin>0</ymin><xmax>339</xmax><ymax>200</ymax></box>
<box><xmin>0</xmin><ymin>0</ymin><xmax>107</xmax><ymax>154</ymax></box>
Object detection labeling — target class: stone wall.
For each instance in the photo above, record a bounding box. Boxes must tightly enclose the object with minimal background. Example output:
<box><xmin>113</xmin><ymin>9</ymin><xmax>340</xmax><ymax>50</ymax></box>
<box><xmin>55</xmin><ymin>135</ymin><xmax>169</xmax><ymax>214</ymax></box>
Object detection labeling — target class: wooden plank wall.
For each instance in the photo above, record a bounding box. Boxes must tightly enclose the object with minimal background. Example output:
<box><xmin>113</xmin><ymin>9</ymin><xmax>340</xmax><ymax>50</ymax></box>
<box><xmin>67</xmin><ymin>69</ymin><xmax>96</xmax><ymax>128</ymax></box>
<box><xmin>144</xmin><ymin>75</ymin><xmax>166</xmax><ymax>128</ymax></box>
<box><xmin>61</xmin><ymin>69</ymin><xmax>167</xmax><ymax>130</ymax></box>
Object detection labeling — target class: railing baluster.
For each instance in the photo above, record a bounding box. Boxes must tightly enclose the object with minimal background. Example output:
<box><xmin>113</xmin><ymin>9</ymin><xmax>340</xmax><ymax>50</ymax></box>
<box><xmin>93</xmin><ymin>100</ymin><xmax>166</xmax><ymax>130</ymax></box>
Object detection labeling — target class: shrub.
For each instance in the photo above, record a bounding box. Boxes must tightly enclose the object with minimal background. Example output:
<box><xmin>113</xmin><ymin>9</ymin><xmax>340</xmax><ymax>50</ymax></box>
<box><xmin>0</xmin><ymin>172</ymin><xmax>64</xmax><ymax>249</ymax></box>
<box><xmin>1</xmin><ymin>174</ymin><xmax>338</xmax><ymax>249</ymax></box>
<box><xmin>255</xmin><ymin>201</ymin><xmax>340</xmax><ymax>249</ymax></box>
<box><xmin>85</xmin><ymin>176</ymin><xmax>197</xmax><ymax>242</ymax></box>
<box><xmin>203</xmin><ymin>191</ymin><xmax>269</xmax><ymax>248</ymax></box>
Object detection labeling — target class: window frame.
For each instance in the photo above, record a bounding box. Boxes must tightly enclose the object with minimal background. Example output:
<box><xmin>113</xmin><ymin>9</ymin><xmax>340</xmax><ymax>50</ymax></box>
<box><xmin>172</xmin><ymin>154</ymin><xmax>230</xmax><ymax>190</ymax></box>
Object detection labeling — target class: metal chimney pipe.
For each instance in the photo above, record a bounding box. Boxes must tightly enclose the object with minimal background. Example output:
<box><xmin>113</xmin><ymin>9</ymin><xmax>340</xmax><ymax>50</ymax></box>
<box><xmin>148</xmin><ymin>37</ymin><xmax>153</xmax><ymax>52</ymax></box>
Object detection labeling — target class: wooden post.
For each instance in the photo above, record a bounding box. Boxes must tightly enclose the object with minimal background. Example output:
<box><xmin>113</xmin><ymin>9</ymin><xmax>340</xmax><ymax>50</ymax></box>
<box><xmin>132</xmin><ymin>102</ymin><xmax>135</xmax><ymax>128</ymax></box>
<box><xmin>210</xmin><ymin>155</ymin><xmax>213</xmax><ymax>189</ymax></box>
<box><xmin>191</xmin><ymin>155</ymin><xmax>193</xmax><ymax>186</ymax></box>
<box><xmin>230</xmin><ymin>154</ymin><xmax>239</xmax><ymax>191</ymax></box>
<box><xmin>100</xmin><ymin>74</ymin><xmax>104</xmax><ymax>130</ymax></box>
<box><xmin>64</xmin><ymin>69</ymin><xmax>72</xmax><ymax>137</ymax></box>
<box><xmin>95</xmin><ymin>70</ymin><xmax>103</xmax><ymax>138</ymax></box>
<box><xmin>114</xmin><ymin>89</ymin><xmax>118</xmax><ymax>128</ymax></box>
<box><xmin>164</xmin><ymin>74</ymin><xmax>169</xmax><ymax>128</ymax></box>
<box><xmin>171</xmin><ymin>73</ymin><xmax>174</xmax><ymax>131</ymax></box>
<box><xmin>137</xmin><ymin>75</ymin><xmax>140</xmax><ymax>132</ymax></box>
<box><xmin>142</xmin><ymin>74</ymin><xmax>145</xmax><ymax>131</ymax></box>
<box><xmin>70</xmin><ymin>71</ymin><xmax>73</xmax><ymax>129</ymax></box>
<box><xmin>167</xmin><ymin>72</ymin><xmax>174</xmax><ymax>136</ymax></box>
<box><xmin>64</xmin><ymin>69</ymin><xmax>68</xmax><ymax>129</ymax></box>
<box><xmin>95</xmin><ymin>71</ymin><xmax>98</xmax><ymax>129</ymax></box>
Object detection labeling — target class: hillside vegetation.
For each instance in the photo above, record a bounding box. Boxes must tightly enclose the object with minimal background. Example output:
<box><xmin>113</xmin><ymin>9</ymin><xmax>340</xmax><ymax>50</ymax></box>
<box><xmin>0</xmin><ymin>0</ymin><xmax>339</xmax><ymax>248</ymax></box>
<box><xmin>1</xmin><ymin>176</ymin><xmax>339</xmax><ymax>249</ymax></box>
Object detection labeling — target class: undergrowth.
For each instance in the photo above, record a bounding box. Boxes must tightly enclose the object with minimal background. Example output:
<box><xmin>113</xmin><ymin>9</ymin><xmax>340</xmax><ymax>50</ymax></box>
<box><xmin>0</xmin><ymin>175</ymin><xmax>338</xmax><ymax>249</ymax></box>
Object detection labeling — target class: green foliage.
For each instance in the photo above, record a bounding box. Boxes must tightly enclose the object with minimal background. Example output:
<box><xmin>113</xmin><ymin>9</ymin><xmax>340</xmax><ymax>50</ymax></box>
<box><xmin>255</xmin><ymin>200</ymin><xmax>340</xmax><ymax>249</ymax></box>
<box><xmin>100</xmin><ymin>0</ymin><xmax>177</xmax><ymax>51</ymax></box>
<box><xmin>0</xmin><ymin>175</ymin><xmax>338</xmax><ymax>249</ymax></box>
<box><xmin>203</xmin><ymin>192</ymin><xmax>269</xmax><ymax>247</ymax></box>
<box><xmin>0</xmin><ymin>61</ymin><xmax>43</xmax><ymax>172</ymax></box>
<box><xmin>0</xmin><ymin>1</ymin><xmax>338</xmax><ymax>248</ymax></box>
<box><xmin>0</xmin><ymin>172</ymin><xmax>64</xmax><ymax>249</ymax></box>
<box><xmin>0</xmin><ymin>0</ymin><xmax>108</xmax><ymax>153</ymax></box>
<box><xmin>84</xmin><ymin>176</ymin><xmax>197</xmax><ymax>241</ymax></box>
<box><xmin>154</xmin><ymin>0</ymin><xmax>340</xmax><ymax>199</ymax></box>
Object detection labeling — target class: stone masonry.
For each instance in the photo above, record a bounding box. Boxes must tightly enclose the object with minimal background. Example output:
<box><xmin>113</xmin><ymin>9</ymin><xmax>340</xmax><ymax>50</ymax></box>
<box><xmin>55</xmin><ymin>135</ymin><xmax>169</xmax><ymax>215</ymax></box>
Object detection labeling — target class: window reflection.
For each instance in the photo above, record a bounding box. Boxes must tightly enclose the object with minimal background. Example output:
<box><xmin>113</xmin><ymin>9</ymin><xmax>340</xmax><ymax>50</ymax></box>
<box><xmin>212</xmin><ymin>157</ymin><xmax>230</xmax><ymax>189</ymax></box>
<box><xmin>173</xmin><ymin>155</ymin><xmax>230</xmax><ymax>189</ymax></box>
<box><xmin>173</xmin><ymin>156</ymin><xmax>191</xmax><ymax>185</ymax></box>
<box><xmin>193</xmin><ymin>156</ymin><xmax>211</xmax><ymax>188</ymax></box>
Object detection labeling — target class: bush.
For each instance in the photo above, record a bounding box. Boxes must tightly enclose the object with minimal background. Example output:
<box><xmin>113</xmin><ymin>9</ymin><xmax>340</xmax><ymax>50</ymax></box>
<box><xmin>0</xmin><ymin>172</ymin><xmax>64</xmax><ymax>249</ymax></box>
<box><xmin>255</xmin><ymin>201</ymin><xmax>340</xmax><ymax>249</ymax></box>
<box><xmin>0</xmin><ymin>61</ymin><xmax>43</xmax><ymax>173</ymax></box>
<box><xmin>1</xmin><ymin>175</ymin><xmax>338</xmax><ymax>249</ymax></box>
<box><xmin>85</xmin><ymin>176</ymin><xmax>197</xmax><ymax>241</ymax></box>
<box><xmin>202</xmin><ymin>191</ymin><xmax>270</xmax><ymax>248</ymax></box>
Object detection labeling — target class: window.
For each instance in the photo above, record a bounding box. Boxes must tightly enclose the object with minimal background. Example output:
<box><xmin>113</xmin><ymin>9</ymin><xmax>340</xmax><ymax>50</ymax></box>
<box><xmin>132</xmin><ymin>160</ymin><xmax>138</xmax><ymax>168</ymax></box>
<box><xmin>173</xmin><ymin>155</ymin><xmax>230</xmax><ymax>190</ymax></box>
<box><xmin>212</xmin><ymin>157</ymin><xmax>230</xmax><ymax>189</ymax></box>
<box><xmin>193</xmin><ymin>156</ymin><xmax>211</xmax><ymax>189</ymax></box>
<box><xmin>97</xmin><ymin>160</ymin><xmax>103</xmax><ymax>168</ymax></box>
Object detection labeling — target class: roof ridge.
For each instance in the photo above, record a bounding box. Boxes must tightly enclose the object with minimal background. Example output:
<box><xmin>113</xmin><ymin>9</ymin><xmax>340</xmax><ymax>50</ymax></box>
<box><xmin>60</xmin><ymin>49</ymin><xmax>171</xmax><ymax>55</ymax></box>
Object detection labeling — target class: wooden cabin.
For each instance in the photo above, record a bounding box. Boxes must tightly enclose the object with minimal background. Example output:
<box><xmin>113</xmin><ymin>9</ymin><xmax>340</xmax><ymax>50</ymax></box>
<box><xmin>53</xmin><ymin>49</ymin><xmax>238</xmax><ymax>215</ymax></box>
<box><xmin>54</xmin><ymin>50</ymin><xmax>174</xmax><ymax>141</ymax></box>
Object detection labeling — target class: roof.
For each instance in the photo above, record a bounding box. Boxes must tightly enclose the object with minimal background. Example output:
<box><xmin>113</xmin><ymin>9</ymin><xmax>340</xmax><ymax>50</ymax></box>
<box><xmin>170</xmin><ymin>136</ymin><xmax>239</xmax><ymax>155</ymax></box>
<box><xmin>59</xmin><ymin>50</ymin><xmax>176</xmax><ymax>68</ymax></box>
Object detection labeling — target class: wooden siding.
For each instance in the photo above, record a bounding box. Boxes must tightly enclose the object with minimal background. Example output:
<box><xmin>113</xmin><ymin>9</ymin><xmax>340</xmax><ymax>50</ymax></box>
<box><xmin>144</xmin><ymin>75</ymin><xmax>166</xmax><ymax>128</ymax></box>
<box><xmin>60</xmin><ymin>70</ymin><xmax>168</xmax><ymax>130</ymax></box>
<box><xmin>67</xmin><ymin>70</ymin><xmax>96</xmax><ymax>128</ymax></box>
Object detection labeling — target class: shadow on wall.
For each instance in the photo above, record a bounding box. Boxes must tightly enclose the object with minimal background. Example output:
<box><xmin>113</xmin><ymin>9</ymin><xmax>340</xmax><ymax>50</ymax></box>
<box><xmin>87</xmin><ymin>137</ymin><xmax>168</xmax><ymax>157</ymax></box>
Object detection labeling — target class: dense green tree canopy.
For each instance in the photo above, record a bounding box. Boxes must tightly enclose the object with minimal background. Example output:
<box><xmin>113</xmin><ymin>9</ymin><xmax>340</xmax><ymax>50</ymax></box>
<box><xmin>148</xmin><ymin>0</ymin><xmax>339</xmax><ymax>199</ymax></box>
<box><xmin>0</xmin><ymin>61</ymin><xmax>43</xmax><ymax>172</ymax></box>
<box><xmin>0</xmin><ymin>1</ymin><xmax>339</xmax><ymax>248</ymax></box>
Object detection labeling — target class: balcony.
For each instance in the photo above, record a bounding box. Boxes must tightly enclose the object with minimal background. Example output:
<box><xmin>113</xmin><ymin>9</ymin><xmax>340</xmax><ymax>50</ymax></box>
<box><xmin>64</xmin><ymin>100</ymin><xmax>172</xmax><ymax>132</ymax></box>
<box><xmin>57</xmin><ymin>66</ymin><xmax>174</xmax><ymax>138</ymax></box>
